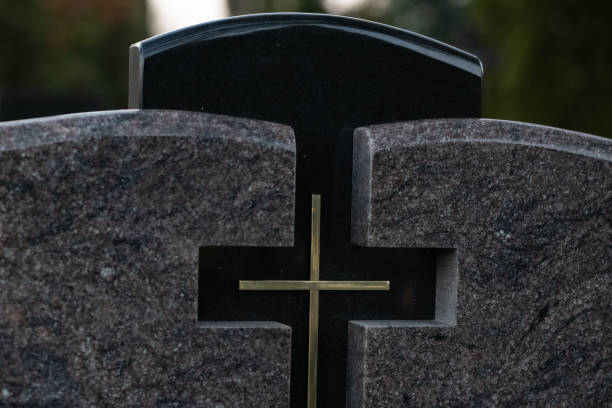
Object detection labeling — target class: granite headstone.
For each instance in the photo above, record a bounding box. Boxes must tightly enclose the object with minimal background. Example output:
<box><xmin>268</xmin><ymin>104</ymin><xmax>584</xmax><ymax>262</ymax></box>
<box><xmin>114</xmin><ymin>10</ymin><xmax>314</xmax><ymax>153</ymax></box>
<box><xmin>0</xmin><ymin>110</ymin><xmax>295</xmax><ymax>406</ymax></box>
<box><xmin>129</xmin><ymin>13</ymin><xmax>482</xmax><ymax>407</ymax></box>
<box><xmin>2</xmin><ymin>11</ymin><xmax>609</xmax><ymax>408</ymax></box>
<box><xmin>349</xmin><ymin>118</ymin><xmax>612</xmax><ymax>407</ymax></box>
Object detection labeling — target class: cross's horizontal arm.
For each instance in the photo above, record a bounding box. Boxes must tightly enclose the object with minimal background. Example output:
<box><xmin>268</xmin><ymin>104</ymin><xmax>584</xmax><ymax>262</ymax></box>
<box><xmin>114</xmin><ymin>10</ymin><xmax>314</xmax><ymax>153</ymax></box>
<box><xmin>239</xmin><ymin>280</ymin><xmax>390</xmax><ymax>291</ymax></box>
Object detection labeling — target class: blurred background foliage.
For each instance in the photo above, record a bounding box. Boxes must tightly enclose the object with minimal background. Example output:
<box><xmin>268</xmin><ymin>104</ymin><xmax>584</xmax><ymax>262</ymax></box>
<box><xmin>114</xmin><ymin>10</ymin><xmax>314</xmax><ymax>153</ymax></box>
<box><xmin>470</xmin><ymin>0</ymin><xmax>612</xmax><ymax>138</ymax></box>
<box><xmin>1</xmin><ymin>0</ymin><xmax>610</xmax><ymax>137</ymax></box>
<box><xmin>0</xmin><ymin>0</ymin><xmax>147</xmax><ymax>116</ymax></box>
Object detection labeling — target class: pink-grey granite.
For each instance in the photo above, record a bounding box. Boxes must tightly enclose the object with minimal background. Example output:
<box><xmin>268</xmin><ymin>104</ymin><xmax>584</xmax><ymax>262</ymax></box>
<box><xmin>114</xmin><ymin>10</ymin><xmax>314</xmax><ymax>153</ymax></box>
<box><xmin>349</xmin><ymin>119</ymin><xmax>611</xmax><ymax>407</ymax></box>
<box><xmin>0</xmin><ymin>110</ymin><xmax>295</xmax><ymax>407</ymax></box>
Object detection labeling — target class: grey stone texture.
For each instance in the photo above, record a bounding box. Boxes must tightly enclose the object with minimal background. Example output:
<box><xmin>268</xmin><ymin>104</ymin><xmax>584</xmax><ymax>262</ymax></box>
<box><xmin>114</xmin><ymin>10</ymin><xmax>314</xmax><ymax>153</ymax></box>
<box><xmin>0</xmin><ymin>110</ymin><xmax>295</xmax><ymax>407</ymax></box>
<box><xmin>349</xmin><ymin>119</ymin><xmax>611</xmax><ymax>407</ymax></box>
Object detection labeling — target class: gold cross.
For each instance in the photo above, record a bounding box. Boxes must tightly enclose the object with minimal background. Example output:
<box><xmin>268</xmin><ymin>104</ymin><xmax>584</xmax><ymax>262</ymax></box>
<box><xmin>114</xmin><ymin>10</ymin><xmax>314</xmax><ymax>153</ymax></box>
<box><xmin>239</xmin><ymin>194</ymin><xmax>390</xmax><ymax>408</ymax></box>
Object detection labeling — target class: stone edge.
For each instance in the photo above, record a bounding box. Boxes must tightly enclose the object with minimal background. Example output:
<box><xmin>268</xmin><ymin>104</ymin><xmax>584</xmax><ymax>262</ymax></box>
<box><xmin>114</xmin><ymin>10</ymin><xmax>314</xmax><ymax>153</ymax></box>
<box><xmin>357</xmin><ymin>118</ymin><xmax>612</xmax><ymax>161</ymax></box>
<box><xmin>0</xmin><ymin>109</ymin><xmax>296</xmax><ymax>153</ymax></box>
<box><xmin>346</xmin><ymin>320</ymin><xmax>452</xmax><ymax>408</ymax></box>
<box><xmin>351</xmin><ymin>128</ymin><xmax>373</xmax><ymax>247</ymax></box>
<box><xmin>197</xmin><ymin>321</ymin><xmax>292</xmax><ymax>330</ymax></box>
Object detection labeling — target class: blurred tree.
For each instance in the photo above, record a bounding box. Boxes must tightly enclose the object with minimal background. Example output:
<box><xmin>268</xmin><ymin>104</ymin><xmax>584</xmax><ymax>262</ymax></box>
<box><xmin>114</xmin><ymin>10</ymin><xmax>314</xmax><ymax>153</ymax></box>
<box><xmin>347</xmin><ymin>0</ymin><xmax>478</xmax><ymax>53</ymax></box>
<box><xmin>0</xmin><ymin>0</ymin><xmax>147</xmax><ymax>111</ymax></box>
<box><xmin>470</xmin><ymin>0</ymin><xmax>612</xmax><ymax>137</ymax></box>
<box><xmin>228</xmin><ymin>0</ymin><xmax>324</xmax><ymax>15</ymax></box>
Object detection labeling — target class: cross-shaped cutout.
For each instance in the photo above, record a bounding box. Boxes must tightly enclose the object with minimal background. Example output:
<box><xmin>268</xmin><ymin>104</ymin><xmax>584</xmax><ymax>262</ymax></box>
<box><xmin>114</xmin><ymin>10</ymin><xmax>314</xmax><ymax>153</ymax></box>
<box><xmin>198</xmin><ymin>132</ymin><xmax>443</xmax><ymax>407</ymax></box>
<box><xmin>239</xmin><ymin>194</ymin><xmax>389</xmax><ymax>407</ymax></box>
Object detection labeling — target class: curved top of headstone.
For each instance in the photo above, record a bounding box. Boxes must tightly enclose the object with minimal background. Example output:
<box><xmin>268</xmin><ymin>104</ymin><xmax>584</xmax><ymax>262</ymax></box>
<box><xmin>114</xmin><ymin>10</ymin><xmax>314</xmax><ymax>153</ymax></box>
<box><xmin>132</xmin><ymin>12</ymin><xmax>481</xmax><ymax>76</ymax></box>
<box><xmin>355</xmin><ymin>118</ymin><xmax>612</xmax><ymax>161</ymax></box>
<box><xmin>129</xmin><ymin>13</ymin><xmax>482</xmax><ymax>132</ymax></box>
<box><xmin>0</xmin><ymin>109</ymin><xmax>295</xmax><ymax>153</ymax></box>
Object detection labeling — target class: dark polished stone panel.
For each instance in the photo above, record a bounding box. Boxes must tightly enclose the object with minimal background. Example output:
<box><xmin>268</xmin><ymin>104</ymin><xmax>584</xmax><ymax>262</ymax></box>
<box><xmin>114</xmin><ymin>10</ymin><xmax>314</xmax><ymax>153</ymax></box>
<box><xmin>133</xmin><ymin>14</ymin><xmax>481</xmax><ymax>235</ymax></box>
<box><xmin>132</xmin><ymin>14</ymin><xmax>482</xmax><ymax>406</ymax></box>
<box><xmin>0</xmin><ymin>110</ymin><xmax>295</xmax><ymax>407</ymax></box>
<box><xmin>349</xmin><ymin>119</ymin><xmax>612</xmax><ymax>407</ymax></box>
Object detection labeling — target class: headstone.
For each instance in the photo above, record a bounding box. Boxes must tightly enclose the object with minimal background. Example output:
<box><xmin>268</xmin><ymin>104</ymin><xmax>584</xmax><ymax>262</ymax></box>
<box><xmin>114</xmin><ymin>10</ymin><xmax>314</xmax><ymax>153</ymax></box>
<box><xmin>349</xmin><ymin>118</ymin><xmax>612</xmax><ymax>406</ymax></box>
<box><xmin>0</xmin><ymin>110</ymin><xmax>296</xmax><ymax>406</ymax></box>
<box><xmin>129</xmin><ymin>13</ymin><xmax>482</xmax><ymax>407</ymax></box>
<box><xmin>2</xmin><ymin>12</ymin><xmax>609</xmax><ymax>408</ymax></box>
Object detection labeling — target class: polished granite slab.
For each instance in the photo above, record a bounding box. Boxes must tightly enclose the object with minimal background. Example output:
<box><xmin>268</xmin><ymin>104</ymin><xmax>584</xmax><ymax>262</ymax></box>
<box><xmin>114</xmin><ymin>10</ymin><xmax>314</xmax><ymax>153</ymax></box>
<box><xmin>0</xmin><ymin>110</ymin><xmax>295</xmax><ymax>407</ymax></box>
<box><xmin>349</xmin><ymin>118</ymin><xmax>612</xmax><ymax>407</ymax></box>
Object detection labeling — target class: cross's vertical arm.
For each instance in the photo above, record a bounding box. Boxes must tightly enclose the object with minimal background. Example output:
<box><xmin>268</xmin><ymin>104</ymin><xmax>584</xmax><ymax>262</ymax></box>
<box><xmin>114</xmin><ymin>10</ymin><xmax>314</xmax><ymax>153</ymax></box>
<box><xmin>307</xmin><ymin>194</ymin><xmax>321</xmax><ymax>408</ymax></box>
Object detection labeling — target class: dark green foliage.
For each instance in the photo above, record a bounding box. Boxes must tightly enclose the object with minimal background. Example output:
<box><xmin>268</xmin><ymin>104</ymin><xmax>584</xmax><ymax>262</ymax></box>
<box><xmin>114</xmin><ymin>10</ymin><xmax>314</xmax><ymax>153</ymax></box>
<box><xmin>0</xmin><ymin>0</ymin><xmax>147</xmax><ymax>109</ymax></box>
<box><xmin>470</xmin><ymin>0</ymin><xmax>612</xmax><ymax>137</ymax></box>
<box><xmin>228</xmin><ymin>0</ymin><xmax>325</xmax><ymax>14</ymax></box>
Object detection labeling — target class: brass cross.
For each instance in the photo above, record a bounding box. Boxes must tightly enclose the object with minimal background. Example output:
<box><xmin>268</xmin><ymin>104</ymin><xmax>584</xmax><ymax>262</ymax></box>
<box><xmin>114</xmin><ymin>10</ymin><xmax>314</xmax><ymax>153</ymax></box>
<box><xmin>239</xmin><ymin>194</ymin><xmax>390</xmax><ymax>408</ymax></box>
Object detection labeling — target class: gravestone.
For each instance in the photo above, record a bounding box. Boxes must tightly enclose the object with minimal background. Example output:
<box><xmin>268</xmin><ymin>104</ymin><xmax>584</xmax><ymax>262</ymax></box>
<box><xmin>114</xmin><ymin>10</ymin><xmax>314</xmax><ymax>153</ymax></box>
<box><xmin>1</xmin><ymin>12</ymin><xmax>610</xmax><ymax>408</ymax></box>
<box><xmin>129</xmin><ymin>13</ymin><xmax>482</xmax><ymax>407</ymax></box>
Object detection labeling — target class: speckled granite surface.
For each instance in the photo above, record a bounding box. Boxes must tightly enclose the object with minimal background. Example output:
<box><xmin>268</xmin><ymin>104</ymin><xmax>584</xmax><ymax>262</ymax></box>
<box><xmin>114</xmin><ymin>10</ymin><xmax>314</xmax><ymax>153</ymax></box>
<box><xmin>0</xmin><ymin>110</ymin><xmax>295</xmax><ymax>407</ymax></box>
<box><xmin>349</xmin><ymin>119</ymin><xmax>611</xmax><ymax>407</ymax></box>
